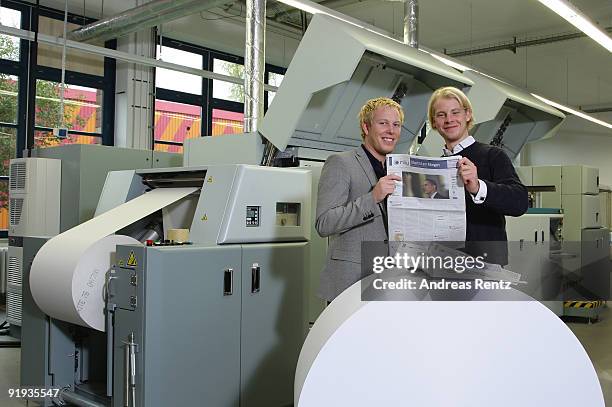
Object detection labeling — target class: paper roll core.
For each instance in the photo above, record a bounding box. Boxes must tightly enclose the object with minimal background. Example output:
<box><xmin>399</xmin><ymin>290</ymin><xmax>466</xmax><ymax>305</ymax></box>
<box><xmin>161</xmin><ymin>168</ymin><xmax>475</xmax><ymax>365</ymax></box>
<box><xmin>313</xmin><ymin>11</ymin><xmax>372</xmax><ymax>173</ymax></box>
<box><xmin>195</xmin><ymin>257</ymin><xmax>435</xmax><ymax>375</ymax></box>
<box><xmin>167</xmin><ymin>228</ymin><xmax>189</xmax><ymax>242</ymax></box>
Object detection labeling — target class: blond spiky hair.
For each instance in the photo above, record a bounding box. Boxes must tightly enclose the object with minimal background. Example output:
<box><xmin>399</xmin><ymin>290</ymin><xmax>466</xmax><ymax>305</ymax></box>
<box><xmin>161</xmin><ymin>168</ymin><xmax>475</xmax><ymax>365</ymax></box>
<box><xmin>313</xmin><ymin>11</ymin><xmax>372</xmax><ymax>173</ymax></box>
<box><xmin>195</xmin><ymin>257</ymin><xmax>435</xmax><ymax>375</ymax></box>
<box><xmin>427</xmin><ymin>87</ymin><xmax>475</xmax><ymax>130</ymax></box>
<box><xmin>358</xmin><ymin>97</ymin><xmax>404</xmax><ymax>140</ymax></box>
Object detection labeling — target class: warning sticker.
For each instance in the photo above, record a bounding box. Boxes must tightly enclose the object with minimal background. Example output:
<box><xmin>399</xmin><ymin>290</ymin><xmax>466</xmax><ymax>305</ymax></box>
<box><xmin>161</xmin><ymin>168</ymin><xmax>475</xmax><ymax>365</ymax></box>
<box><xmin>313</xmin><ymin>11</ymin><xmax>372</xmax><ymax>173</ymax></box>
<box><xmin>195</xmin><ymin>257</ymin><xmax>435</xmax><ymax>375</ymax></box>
<box><xmin>127</xmin><ymin>251</ymin><xmax>138</xmax><ymax>267</ymax></box>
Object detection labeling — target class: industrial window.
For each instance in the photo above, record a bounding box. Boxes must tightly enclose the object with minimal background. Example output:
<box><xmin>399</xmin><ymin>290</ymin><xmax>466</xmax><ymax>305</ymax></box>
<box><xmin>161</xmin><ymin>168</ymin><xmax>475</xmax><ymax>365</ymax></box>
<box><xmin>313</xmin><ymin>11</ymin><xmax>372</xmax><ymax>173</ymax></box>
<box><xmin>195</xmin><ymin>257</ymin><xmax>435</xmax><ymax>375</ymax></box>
<box><xmin>0</xmin><ymin>75</ymin><xmax>18</xmax><ymax>125</ymax></box>
<box><xmin>0</xmin><ymin>125</ymin><xmax>17</xmax><ymax>174</ymax></box>
<box><xmin>0</xmin><ymin>6</ymin><xmax>21</xmax><ymax>62</ymax></box>
<box><xmin>0</xmin><ymin>175</ymin><xmax>7</xmax><ymax>232</ymax></box>
<box><xmin>267</xmin><ymin>72</ymin><xmax>284</xmax><ymax>108</ymax></box>
<box><xmin>0</xmin><ymin>3</ymin><xmax>110</xmax><ymax>232</ymax></box>
<box><xmin>153</xmin><ymin>38</ymin><xmax>286</xmax><ymax>149</ymax></box>
<box><xmin>211</xmin><ymin>109</ymin><xmax>244</xmax><ymax>136</ymax></box>
<box><xmin>27</xmin><ymin>6</ymin><xmax>113</xmax><ymax>147</ymax></box>
<box><xmin>154</xmin><ymin>99</ymin><xmax>202</xmax><ymax>153</ymax></box>
<box><xmin>156</xmin><ymin>45</ymin><xmax>203</xmax><ymax>95</ymax></box>
<box><xmin>33</xmin><ymin>80</ymin><xmax>103</xmax><ymax>147</ymax></box>
<box><xmin>0</xmin><ymin>4</ymin><xmax>22</xmax><ymax>235</ymax></box>
<box><xmin>210</xmin><ymin>54</ymin><xmax>245</xmax><ymax>136</ymax></box>
<box><xmin>34</xmin><ymin>130</ymin><xmax>101</xmax><ymax>147</ymax></box>
<box><xmin>212</xmin><ymin>58</ymin><xmax>244</xmax><ymax>103</ymax></box>
<box><xmin>0</xmin><ymin>125</ymin><xmax>16</xmax><ymax>232</ymax></box>
<box><xmin>37</xmin><ymin>16</ymin><xmax>105</xmax><ymax>76</ymax></box>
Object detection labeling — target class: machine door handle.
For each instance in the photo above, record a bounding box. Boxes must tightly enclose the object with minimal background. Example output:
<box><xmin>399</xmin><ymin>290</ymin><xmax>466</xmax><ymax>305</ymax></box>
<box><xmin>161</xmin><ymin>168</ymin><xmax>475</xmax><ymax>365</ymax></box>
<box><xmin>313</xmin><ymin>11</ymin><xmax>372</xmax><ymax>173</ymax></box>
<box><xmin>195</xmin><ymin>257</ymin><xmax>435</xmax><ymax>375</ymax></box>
<box><xmin>251</xmin><ymin>263</ymin><xmax>261</xmax><ymax>293</ymax></box>
<box><xmin>124</xmin><ymin>340</ymin><xmax>130</xmax><ymax>407</ymax></box>
<box><xmin>223</xmin><ymin>269</ymin><xmax>233</xmax><ymax>296</ymax></box>
<box><xmin>541</xmin><ymin>230</ymin><xmax>544</xmax><ymax>242</ymax></box>
<box><xmin>122</xmin><ymin>333</ymin><xmax>137</xmax><ymax>407</ymax></box>
<box><xmin>105</xmin><ymin>273</ymin><xmax>118</xmax><ymax>301</ymax></box>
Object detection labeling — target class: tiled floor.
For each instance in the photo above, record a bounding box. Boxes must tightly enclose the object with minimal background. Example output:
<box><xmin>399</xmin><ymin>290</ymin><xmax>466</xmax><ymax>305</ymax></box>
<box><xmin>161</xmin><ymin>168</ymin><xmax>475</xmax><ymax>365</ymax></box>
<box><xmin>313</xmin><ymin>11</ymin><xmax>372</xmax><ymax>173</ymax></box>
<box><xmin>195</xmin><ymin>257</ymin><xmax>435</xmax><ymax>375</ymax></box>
<box><xmin>566</xmin><ymin>304</ymin><xmax>612</xmax><ymax>404</ymax></box>
<box><xmin>0</xmin><ymin>348</ymin><xmax>26</xmax><ymax>406</ymax></box>
<box><xmin>1</xmin><ymin>306</ymin><xmax>611</xmax><ymax>405</ymax></box>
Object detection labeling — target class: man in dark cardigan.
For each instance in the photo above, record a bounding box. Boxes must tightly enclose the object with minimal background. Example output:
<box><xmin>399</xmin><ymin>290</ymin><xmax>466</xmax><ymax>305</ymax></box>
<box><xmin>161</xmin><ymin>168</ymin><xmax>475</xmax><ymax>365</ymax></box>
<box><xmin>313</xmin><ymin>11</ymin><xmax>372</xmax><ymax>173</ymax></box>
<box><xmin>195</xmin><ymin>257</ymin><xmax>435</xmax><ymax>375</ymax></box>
<box><xmin>427</xmin><ymin>87</ymin><xmax>528</xmax><ymax>265</ymax></box>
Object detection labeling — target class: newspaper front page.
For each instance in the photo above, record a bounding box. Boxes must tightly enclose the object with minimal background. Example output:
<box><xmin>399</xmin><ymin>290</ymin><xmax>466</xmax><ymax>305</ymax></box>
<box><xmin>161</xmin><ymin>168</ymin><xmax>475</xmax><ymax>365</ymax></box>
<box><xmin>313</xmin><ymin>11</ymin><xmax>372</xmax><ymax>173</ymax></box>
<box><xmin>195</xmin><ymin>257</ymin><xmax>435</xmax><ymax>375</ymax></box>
<box><xmin>386</xmin><ymin>154</ymin><xmax>466</xmax><ymax>242</ymax></box>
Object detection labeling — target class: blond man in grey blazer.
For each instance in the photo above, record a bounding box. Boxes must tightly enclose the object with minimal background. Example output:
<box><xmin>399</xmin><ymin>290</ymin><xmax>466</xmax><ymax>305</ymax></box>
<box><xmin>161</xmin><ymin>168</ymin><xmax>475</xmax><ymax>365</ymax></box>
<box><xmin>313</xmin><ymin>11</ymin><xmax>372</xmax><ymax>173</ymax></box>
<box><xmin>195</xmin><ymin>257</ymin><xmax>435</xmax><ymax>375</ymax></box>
<box><xmin>316</xmin><ymin>98</ymin><xmax>404</xmax><ymax>302</ymax></box>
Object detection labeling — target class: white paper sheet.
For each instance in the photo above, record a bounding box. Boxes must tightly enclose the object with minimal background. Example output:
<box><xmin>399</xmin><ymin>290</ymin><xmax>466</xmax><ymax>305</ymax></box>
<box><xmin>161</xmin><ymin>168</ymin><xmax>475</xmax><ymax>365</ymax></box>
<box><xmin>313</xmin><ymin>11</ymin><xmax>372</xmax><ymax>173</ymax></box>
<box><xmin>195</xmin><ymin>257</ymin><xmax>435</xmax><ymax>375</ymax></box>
<box><xmin>30</xmin><ymin>187</ymin><xmax>198</xmax><ymax>331</ymax></box>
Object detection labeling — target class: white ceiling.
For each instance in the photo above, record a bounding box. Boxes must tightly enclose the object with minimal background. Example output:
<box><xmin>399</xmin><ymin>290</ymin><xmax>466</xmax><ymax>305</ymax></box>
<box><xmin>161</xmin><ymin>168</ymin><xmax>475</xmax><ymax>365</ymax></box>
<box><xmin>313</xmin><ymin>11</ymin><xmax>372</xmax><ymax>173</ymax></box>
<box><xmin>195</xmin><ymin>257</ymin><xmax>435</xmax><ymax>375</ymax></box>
<box><xmin>352</xmin><ymin>0</ymin><xmax>612</xmax><ymax>50</ymax></box>
<box><xmin>34</xmin><ymin>0</ymin><xmax>612</xmax><ymax>48</ymax></box>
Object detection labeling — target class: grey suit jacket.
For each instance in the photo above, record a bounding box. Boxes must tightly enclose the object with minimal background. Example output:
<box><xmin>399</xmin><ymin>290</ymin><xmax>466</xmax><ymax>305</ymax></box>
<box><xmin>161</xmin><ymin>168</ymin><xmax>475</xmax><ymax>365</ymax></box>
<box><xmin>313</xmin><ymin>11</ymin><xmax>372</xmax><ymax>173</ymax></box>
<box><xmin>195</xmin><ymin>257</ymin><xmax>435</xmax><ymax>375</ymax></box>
<box><xmin>315</xmin><ymin>147</ymin><xmax>388</xmax><ymax>301</ymax></box>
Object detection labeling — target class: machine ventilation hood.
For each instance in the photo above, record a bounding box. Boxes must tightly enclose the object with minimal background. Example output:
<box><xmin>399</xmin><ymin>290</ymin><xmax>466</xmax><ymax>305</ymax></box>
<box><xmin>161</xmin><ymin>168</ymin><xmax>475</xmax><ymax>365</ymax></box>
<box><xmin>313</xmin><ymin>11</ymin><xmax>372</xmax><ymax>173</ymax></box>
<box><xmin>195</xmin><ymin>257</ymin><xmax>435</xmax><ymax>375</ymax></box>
<box><xmin>420</xmin><ymin>70</ymin><xmax>566</xmax><ymax>160</ymax></box>
<box><xmin>464</xmin><ymin>70</ymin><xmax>566</xmax><ymax>159</ymax></box>
<box><xmin>258</xmin><ymin>14</ymin><xmax>474</xmax><ymax>154</ymax></box>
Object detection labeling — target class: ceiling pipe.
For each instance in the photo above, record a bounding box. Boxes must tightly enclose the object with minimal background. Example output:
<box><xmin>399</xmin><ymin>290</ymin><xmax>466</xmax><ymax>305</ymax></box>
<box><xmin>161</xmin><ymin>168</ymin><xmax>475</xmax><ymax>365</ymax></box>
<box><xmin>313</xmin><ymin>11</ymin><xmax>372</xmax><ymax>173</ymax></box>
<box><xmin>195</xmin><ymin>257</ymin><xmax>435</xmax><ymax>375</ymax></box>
<box><xmin>402</xmin><ymin>0</ymin><xmax>423</xmax><ymax>154</ymax></box>
<box><xmin>0</xmin><ymin>24</ymin><xmax>279</xmax><ymax>92</ymax></box>
<box><xmin>579</xmin><ymin>103</ymin><xmax>612</xmax><ymax>114</ymax></box>
<box><xmin>244</xmin><ymin>0</ymin><xmax>266</xmax><ymax>134</ymax></box>
<box><xmin>446</xmin><ymin>27</ymin><xmax>612</xmax><ymax>57</ymax></box>
<box><xmin>403</xmin><ymin>0</ymin><xmax>418</xmax><ymax>47</ymax></box>
<box><xmin>68</xmin><ymin>0</ymin><xmax>235</xmax><ymax>43</ymax></box>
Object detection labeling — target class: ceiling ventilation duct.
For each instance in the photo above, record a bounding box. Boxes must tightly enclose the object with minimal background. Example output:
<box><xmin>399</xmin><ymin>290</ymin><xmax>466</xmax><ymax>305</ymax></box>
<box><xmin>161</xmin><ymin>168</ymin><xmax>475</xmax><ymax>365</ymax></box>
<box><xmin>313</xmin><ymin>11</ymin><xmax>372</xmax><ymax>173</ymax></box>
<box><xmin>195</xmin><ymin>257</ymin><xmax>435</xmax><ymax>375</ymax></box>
<box><xmin>68</xmin><ymin>0</ymin><xmax>235</xmax><ymax>42</ymax></box>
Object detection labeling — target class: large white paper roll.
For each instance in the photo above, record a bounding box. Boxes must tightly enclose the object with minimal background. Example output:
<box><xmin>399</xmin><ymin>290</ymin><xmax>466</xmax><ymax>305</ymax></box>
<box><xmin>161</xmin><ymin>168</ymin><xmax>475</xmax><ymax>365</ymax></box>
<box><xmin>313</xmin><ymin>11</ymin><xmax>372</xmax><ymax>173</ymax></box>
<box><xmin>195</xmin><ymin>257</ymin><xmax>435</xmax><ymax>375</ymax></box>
<box><xmin>295</xmin><ymin>275</ymin><xmax>604</xmax><ymax>406</ymax></box>
<box><xmin>30</xmin><ymin>187</ymin><xmax>198</xmax><ymax>331</ymax></box>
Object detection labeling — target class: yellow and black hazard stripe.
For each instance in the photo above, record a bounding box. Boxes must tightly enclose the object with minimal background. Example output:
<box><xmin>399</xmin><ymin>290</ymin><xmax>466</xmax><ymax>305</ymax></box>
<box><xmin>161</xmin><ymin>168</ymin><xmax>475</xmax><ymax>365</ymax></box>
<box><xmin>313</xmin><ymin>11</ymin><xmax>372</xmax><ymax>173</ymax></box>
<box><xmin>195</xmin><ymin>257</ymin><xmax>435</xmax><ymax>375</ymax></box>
<box><xmin>563</xmin><ymin>300</ymin><xmax>606</xmax><ymax>309</ymax></box>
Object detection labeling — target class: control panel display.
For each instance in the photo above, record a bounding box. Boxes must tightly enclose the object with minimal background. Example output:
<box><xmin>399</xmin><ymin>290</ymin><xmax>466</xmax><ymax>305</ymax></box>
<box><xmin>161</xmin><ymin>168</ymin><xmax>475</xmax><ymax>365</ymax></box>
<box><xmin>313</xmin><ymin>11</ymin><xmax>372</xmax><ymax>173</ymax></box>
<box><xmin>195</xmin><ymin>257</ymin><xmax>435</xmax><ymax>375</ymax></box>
<box><xmin>246</xmin><ymin>206</ymin><xmax>260</xmax><ymax>227</ymax></box>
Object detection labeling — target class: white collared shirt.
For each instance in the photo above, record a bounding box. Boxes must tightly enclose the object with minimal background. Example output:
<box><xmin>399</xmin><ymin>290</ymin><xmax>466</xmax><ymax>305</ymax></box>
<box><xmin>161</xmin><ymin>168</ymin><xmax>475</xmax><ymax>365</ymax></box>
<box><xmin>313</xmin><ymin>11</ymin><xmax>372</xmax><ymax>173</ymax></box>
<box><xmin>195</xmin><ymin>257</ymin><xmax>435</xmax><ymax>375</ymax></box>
<box><xmin>443</xmin><ymin>136</ymin><xmax>487</xmax><ymax>204</ymax></box>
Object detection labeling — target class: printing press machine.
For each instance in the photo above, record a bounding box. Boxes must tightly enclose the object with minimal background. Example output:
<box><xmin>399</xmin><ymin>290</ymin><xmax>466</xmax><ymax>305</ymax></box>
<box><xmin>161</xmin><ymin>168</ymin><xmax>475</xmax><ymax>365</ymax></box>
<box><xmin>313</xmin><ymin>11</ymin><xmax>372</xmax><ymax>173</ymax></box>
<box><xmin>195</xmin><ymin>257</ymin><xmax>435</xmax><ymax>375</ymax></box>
<box><xmin>21</xmin><ymin>164</ymin><xmax>311</xmax><ymax>407</ymax></box>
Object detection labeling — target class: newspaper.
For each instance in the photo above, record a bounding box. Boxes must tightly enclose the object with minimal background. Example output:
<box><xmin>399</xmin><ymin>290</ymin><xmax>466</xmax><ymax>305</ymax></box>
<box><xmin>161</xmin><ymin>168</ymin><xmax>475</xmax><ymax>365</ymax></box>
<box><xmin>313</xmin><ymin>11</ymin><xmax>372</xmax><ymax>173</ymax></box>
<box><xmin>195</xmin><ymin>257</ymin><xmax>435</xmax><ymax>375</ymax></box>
<box><xmin>385</xmin><ymin>154</ymin><xmax>523</xmax><ymax>284</ymax></box>
<box><xmin>386</xmin><ymin>154</ymin><xmax>466</xmax><ymax>242</ymax></box>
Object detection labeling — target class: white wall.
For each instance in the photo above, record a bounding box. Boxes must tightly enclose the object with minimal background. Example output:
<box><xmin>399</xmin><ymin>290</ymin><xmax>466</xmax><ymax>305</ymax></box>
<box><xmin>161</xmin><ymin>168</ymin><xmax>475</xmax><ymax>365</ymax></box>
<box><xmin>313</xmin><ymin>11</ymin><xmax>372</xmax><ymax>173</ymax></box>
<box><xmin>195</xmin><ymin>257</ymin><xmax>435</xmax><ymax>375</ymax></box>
<box><xmin>524</xmin><ymin>118</ymin><xmax>612</xmax><ymax>186</ymax></box>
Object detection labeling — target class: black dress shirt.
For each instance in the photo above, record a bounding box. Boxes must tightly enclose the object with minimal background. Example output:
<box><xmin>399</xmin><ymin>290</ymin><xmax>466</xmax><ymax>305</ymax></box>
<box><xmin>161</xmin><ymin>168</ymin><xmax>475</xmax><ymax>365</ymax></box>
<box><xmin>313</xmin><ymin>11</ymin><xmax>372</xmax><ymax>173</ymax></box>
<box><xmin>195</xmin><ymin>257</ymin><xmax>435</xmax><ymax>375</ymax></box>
<box><xmin>361</xmin><ymin>144</ymin><xmax>386</xmax><ymax>180</ymax></box>
<box><xmin>361</xmin><ymin>144</ymin><xmax>389</xmax><ymax>234</ymax></box>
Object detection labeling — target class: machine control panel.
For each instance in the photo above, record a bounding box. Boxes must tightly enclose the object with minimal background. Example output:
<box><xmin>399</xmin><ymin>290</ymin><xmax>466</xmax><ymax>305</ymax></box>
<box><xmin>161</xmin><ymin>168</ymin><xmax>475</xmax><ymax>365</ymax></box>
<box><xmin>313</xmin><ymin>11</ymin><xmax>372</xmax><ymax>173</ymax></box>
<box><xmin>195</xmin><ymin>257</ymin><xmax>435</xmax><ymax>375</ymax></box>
<box><xmin>246</xmin><ymin>206</ymin><xmax>260</xmax><ymax>227</ymax></box>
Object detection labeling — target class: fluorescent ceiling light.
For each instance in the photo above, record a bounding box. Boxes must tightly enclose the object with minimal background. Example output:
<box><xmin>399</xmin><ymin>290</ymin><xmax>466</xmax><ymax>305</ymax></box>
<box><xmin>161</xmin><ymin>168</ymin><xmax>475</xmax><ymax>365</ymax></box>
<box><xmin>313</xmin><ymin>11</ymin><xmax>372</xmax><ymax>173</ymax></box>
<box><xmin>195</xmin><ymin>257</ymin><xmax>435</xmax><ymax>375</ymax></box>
<box><xmin>425</xmin><ymin>52</ymin><xmax>471</xmax><ymax>72</ymax></box>
<box><xmin>279</xmin><ymin>0</ymin><xmax>478</xmax><ymax>74</ymax></box>
<box><xmin>276</xmin><ymin>0</ymin><xmax>392</xmax><ymax>39</ymax></box>
<box><xmin>275</xmin><ymin>0</ymin><xmax>324</xmax><ymax>16</ymax></box>
<box><xmin>278</xmin><ymin>0</ymin><xmax>482</xmax><ymax>75</ymax></box>
<box><xmin>537</xmin><ymin>0</ymin><xmax>612</xmax><ymax>52</ymax></box>
<box><xmin>531</xmin><ymin>93</ymin><xmax>612</xmax><ymax>129</ymax></box>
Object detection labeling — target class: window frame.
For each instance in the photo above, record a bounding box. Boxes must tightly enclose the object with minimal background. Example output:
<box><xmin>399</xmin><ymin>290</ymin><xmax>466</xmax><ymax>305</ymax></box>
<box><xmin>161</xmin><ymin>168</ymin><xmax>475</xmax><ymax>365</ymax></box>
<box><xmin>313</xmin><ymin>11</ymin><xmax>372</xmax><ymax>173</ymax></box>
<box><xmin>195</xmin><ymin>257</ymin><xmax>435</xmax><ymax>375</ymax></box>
<box><xmin>0</xmin><ymin>1</ymin><xmax>116</xmax><ymax>236</ymax></box>
<box><xmin>31</xmin><ymin>5</ymin><xmax>114</xmax><ymax>147</ymax></box>
<box><xmin>33</xmin><ymin>68</ymin><xmax>105</xmax><ymax>135</ymax></box>
<box><xmin>0</xmin><ymin>1</ymin><xmax>30</xmax><ymax>238</ymax></box>
<box><xmin>153</xmin><ymin>36</ymin><xmax>287</xmax><ymax>149</ymax></box>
